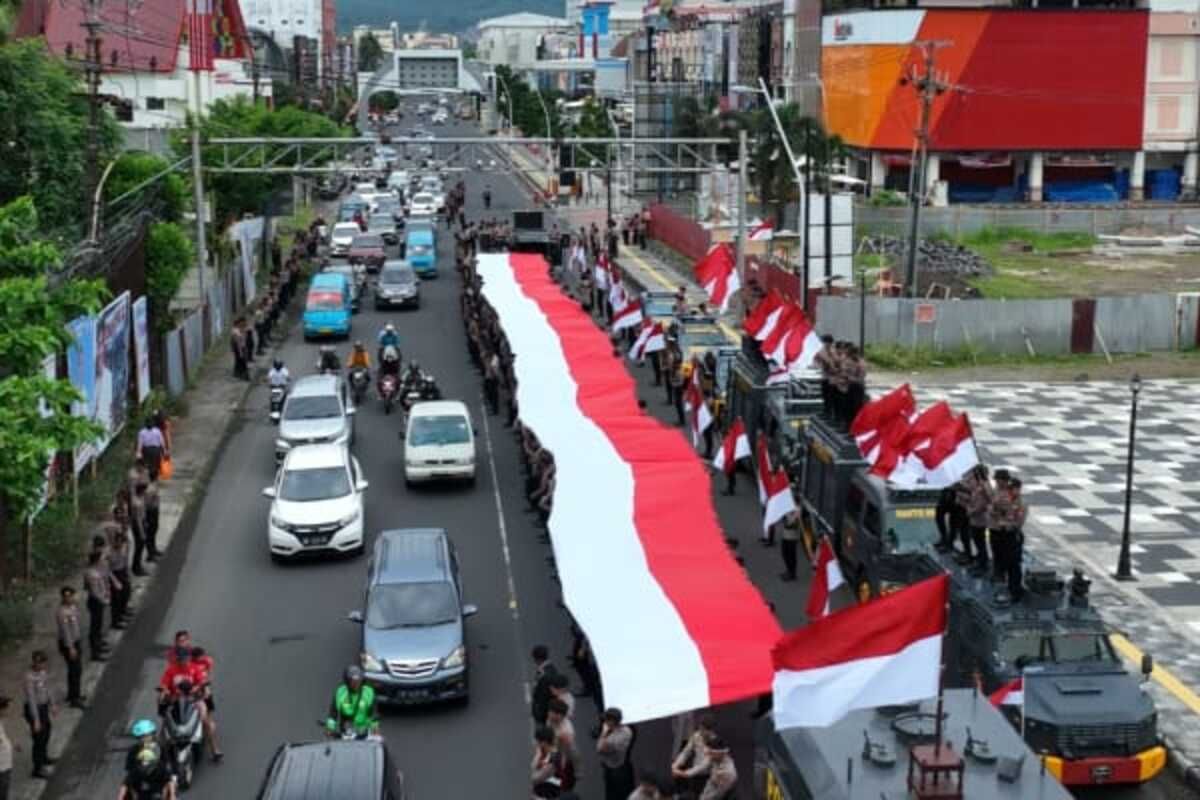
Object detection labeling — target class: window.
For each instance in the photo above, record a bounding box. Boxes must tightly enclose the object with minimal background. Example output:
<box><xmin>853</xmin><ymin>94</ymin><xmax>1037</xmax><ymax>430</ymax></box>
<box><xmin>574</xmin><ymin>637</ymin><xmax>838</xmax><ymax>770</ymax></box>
<box><xmin>863</xmin><ymin>503</ymin><xmax>881</xmax><ymax>537</ymax></box>
<box><xmin>146</xmin><ymin>97</ymin><xmax>165</xmax><ymax>110</ymax></box>
<box><xmin>1158</xmin><ymin>39</ymin><xmax>1184</xmax><ymax>79</ymax></box>
<box><xmin>1156</xmin><ymin>95</ymin><xmax>1182</xmax><ymax>132</ymax></box>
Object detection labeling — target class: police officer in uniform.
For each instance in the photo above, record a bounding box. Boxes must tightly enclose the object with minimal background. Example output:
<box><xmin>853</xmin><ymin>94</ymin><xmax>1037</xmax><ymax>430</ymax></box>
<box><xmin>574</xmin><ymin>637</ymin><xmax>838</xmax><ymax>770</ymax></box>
<box><xmin>996</xmin><ymin>478</ymin><xmax>1028</xmax><ymax>602</ymax></box>
<box><xmin>988</xmin><ymin>469</ymin><xmax>1012</xmax><ymax>582</ymax></box>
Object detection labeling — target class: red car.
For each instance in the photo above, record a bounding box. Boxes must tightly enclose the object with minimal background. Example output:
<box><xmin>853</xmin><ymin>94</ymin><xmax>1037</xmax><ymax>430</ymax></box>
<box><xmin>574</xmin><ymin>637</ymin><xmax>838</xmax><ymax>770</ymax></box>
<box><xmin>347</xmin><ymin>233</ymin><xmax>386</xmax><ymax>272</ymax></box>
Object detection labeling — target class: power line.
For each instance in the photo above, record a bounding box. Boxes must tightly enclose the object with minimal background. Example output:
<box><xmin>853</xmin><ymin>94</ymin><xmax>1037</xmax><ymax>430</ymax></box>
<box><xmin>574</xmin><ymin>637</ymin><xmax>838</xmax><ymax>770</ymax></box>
<box><xmin>900</xmin><ymin>40</ymin><xmax>951</xmax><ymax>298</ymax></box>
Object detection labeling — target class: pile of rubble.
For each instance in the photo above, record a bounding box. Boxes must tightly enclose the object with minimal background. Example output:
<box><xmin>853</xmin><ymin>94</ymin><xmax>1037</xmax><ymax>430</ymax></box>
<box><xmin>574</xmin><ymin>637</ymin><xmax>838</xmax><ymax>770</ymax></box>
<box><xmin>864</xmin><ymin>235</ymin><xmax>994</xmax><ymax>277</ymax></box>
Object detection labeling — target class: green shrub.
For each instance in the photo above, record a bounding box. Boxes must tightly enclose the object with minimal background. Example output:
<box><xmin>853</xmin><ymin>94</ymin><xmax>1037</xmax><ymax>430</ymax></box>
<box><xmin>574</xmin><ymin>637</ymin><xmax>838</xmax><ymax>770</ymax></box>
<box><xmin>0</xmin><ymin>594</ymin><xmax>34</xmax><ymax>648</ymax></box>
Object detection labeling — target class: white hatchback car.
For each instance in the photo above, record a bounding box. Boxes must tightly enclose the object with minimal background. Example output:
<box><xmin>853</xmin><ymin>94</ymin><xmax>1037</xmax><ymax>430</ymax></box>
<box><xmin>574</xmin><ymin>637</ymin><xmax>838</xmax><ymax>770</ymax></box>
<box><xmin>329</xmin><ymin>222</ymin><xmax>361</xmax><ymax>257</ymax></box>
<box><xmin>263</xmin><ymin>443</ymin><xmax>367</xmax><ymax>561</ymax></box>
<box><xmin>404</xmin><ymin>401</ymin><xmax>476</xmax><ymax>485</ymax></box>
<box><xmin>408</xmin><ymin>192</ymin><xmax>438</xmax><ymax>217</ymax></box>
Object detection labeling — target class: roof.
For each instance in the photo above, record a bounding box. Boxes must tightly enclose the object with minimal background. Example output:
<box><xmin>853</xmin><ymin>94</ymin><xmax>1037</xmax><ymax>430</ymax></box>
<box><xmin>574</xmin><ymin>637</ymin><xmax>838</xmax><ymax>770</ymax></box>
<box><xmin>407</xmin><ymin>400</ymin><xmax>470</xmax><ymax>418</ymax></box>
<box><xmin>375</xmin><ymin>529</ymin><xmax>450</xmax><ymax>584</ymax></box>
<box><xmin>291</xmin><ymin>373</ymin><xmax>341</xmax><ymax>397</ymax></box>
<box><xmin>478</xmin><ymin>12</ymin><xmax>571</xmax><ymax>29</ymax></box>
<box><xmin>260</xmin><ymin>740</ymin><xmax>384</xmax><ymax>800</ymax></box>
<box><xmin>15</xmin><ymin>0</ymin><xmax>248</xmax><ymax>73</ymax></box>
<box><xmin>764</xmin><ymin>689</ymin><xmax>1073</xmax><ymax>800</ymax></box>
<box><xmin>283</xmin><ymin>443</ymin><xmax>348</xmax><ymax>471</ymax></box>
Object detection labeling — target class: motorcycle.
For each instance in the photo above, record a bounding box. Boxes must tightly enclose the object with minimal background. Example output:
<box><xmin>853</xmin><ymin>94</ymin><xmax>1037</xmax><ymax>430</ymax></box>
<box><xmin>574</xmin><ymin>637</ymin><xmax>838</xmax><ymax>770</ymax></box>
<box><xmin>269</xmin><ymin>385</ymin><xmax>286</xmax><ymax>422</ymax></box>
<box><xmin>161</xmin><ymin>686</ymin><xmax>205</xmax><ymax>790</ymax></box>
<box><xmin>318</xmin><ymin>719</ymin><xmax>382</xmax><ymax>742</ymax></box>
<box><xmin>349</xmin><ymin>367</ymin><xmax>370</xmax><ymax>406</ymax></box>
<box><xmin>378</xmin><ymin>373</ymin><xmax>400</xmax><ymax>415</ymax></box>
<box><xmin>418</xmin><ymin>374</ymin><xmax>441</xmax><ymax>402</ymax></box>
<box><xmin>317</xmin><ymin>357</ymin><xmax>340</xmax><ymax>376</ymax></box>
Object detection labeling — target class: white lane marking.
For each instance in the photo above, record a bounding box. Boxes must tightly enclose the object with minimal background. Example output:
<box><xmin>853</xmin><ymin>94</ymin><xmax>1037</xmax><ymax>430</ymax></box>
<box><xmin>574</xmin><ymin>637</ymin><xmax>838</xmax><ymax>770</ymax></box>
<box><xmin>479</xmin><ymin>395</ymin><xmax>533</xmax><ymax>708</ymax></box>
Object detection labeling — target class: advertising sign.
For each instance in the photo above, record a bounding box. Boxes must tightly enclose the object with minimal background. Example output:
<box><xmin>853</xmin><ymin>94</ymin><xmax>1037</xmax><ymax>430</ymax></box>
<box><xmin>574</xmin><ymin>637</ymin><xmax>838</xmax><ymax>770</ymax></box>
<box><xmin>66</xmin><ymin>315</ymin><xmax>97</xmax><ymax>473</ymax></box>
<box><xmin>94</xmin><ymin>291</ymin><xmax>132</xmax><ymax>457</ymax></box>
<box><xmin>132</xmin><ymin>296</ymin><xmax>152</xmax><ymax>404</ymax></box>
<box><xmin>30</xmin><ymin>355</ymin><xmax>58</xmax><ymax>520</ymax></box>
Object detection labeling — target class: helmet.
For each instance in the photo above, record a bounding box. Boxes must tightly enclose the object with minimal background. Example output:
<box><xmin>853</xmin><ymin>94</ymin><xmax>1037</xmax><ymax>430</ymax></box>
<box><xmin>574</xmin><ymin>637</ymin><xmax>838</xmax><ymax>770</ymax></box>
<box><xmin>320</xmin><ymin>345</ymin><xmax>332</xmax><ymax>354</ymax></box>
<box><xmin>385</xmin><ymin>323</ymin><xmax>396</xmax><ymax>333</ymax></box>
<box><xmin>131</xmin><ymin>718</ymin><xmax>157</xmax><ymax>738</ymax></box>
<box><xmin>409</xmin><ymin>361</ymin><xmax>420</xmax><ymax>372</ymax></box>
<box><xmin>344</xmin><ymin>665</ymin><xmax>364</xmax><ymax>684</ymax></box>
<box><xmin>273</xmin><ymin>359</ymin><xmax>283</xmax><ymax>370</ymax></box>
<box><xmin>382</xmin><ymin>346</ymin><xmax>398</xmax><ymax>362</ymax></box>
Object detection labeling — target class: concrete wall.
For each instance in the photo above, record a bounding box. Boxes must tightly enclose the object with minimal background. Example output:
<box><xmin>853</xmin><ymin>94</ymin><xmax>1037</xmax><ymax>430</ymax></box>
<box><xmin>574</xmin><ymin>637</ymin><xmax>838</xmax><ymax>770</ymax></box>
<box><xmin>856</xmin><ymin>204</ymin><xmax>1200</xmax><ymax>236</ymax></box>
<box><xmin>815</xmin><ymin>293</ymin><xmax>1191</xmax><ymax>356</ymax></box>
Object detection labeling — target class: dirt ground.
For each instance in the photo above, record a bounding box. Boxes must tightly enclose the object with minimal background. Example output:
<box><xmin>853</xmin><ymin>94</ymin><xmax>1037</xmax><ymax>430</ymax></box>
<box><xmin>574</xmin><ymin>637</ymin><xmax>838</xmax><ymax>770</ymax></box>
<box><xmin>874</xmin><ymin>351</ymin><xmax>1200</xmax><ymax>386</ymax></box>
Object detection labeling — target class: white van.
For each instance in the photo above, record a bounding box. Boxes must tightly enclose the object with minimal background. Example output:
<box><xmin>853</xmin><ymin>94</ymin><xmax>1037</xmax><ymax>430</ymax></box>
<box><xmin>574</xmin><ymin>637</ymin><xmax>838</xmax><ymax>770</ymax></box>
<box><xmin>403</xmin><ymin>401</ymin><xmax>475</xmax><ymax>485</ymax></box>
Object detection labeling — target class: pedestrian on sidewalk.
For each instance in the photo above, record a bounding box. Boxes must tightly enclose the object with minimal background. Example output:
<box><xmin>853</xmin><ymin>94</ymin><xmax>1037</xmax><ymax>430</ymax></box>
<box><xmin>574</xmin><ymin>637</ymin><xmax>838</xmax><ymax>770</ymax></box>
<box><xmin>530</xmin><ymin>645</ymin><xmax>560</xmax><ymax>726</ymax></box>
<box><xmin>639</xmin><ymin>207</ymin><xmax>651</xmax><ymax>249</ymax></box>
<box><xmin>108</xmin><ymin>524</ymin><xmax>133</xmax><ymax>629</ymax></box>
<box><xmin>56</xmin><ymin>588</ymin><xmax>86</xmax><ymax>709</ymax></box>
<box><xmin>779</xmin><ymin>511</ymin><xmax>800</xmax><ymax>583</ymax></box>
<box><xmin>22</xmin><ymin>652</ymin><xmax>55</xmax><ymax>780</ymax></box>
<box><xmin>483</xmin><ymin>352</ymin><xmax>501</xmax><ymax>415</ymax></box>
<box><xmin>84</xmin><ymin>549</ymin><xmax>112</xmax><ymax>661</ymax></box>
<box><xmin>129</xmin><ymin>481</ymin><xmax>148</xmax><ymax>576</ymax></box>
<box><xmin>0</xmin><ymin>695</ymin><xmax>13</xmax><ymax>799</ymax></box>
<box><xmin>135</xmin><ymin>419</ymin><xmax>166</xmax><ymax>481</ymax></box>
<box><xmin>596</xmin><ymin>708</ymin><xmax>636</xmax><ymax>800</ymax></box>
<box><xmin>231</xmin><ymin>319</ymin><xmax>249</xmax><ymax>380</ymax></box>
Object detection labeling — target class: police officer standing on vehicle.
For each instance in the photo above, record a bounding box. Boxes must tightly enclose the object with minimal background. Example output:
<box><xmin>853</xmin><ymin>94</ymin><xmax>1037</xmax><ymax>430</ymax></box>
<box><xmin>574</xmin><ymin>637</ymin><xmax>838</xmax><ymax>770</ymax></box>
<box><xmin>996</xmin><ymin>478</ymin><xmax>1027</xmax><ymax>602</ymax></box>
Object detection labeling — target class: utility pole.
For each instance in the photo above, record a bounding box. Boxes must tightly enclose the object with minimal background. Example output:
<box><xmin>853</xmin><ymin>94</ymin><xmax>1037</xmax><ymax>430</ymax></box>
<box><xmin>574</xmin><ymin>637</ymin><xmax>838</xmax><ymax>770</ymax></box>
<box><xmin>902</xmin><ymin>41</ymin><xmax>950</xmax><ymax>298</ymax></box>
<box><xmin>83</xmin><ymin>0</ymin><xmax>104</xmax><ymax>241</ymax></box>
<box><xmin>190</xmin><ymin>125</ymin><xmax>208</xmax><ymax>303</ymax></box>
<box><xmin>737</xmin><ymin>129</ymin><xmax>748</xmax><ymax>292</ymax></box>
<box><xmin>801</xmin><ymin>121</ymin><xmax>811</xmax><ymax>312</ymax></box>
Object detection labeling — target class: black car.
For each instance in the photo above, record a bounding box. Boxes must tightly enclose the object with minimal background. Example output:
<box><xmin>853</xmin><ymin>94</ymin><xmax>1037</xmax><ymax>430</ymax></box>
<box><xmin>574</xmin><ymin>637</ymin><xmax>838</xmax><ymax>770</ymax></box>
<box><xmin>374</xmin><ymin>261</ymin><xmax>420</xmax><ymax>310</ymax></box>
<box><xmin>257</xmin><ymin>739</ymin><xmax>406</xmax><ymax>800</ymax></box>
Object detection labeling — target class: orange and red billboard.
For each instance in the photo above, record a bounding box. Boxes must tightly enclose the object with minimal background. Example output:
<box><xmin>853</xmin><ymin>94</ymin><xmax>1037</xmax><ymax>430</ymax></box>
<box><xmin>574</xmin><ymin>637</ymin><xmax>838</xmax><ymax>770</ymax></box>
<box><xmin>821</xmin><ymin>9</ymin><xmax>1148</xmax><ymax>151</ymax></box>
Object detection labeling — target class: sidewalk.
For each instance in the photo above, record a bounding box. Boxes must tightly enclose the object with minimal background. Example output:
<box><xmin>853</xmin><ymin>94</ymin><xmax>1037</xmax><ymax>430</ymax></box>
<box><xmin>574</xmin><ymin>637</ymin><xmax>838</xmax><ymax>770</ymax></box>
<box><xmin>0</xmin><ymin>341</ymin><xmax>254</xmax><ymax>800</ymax></box>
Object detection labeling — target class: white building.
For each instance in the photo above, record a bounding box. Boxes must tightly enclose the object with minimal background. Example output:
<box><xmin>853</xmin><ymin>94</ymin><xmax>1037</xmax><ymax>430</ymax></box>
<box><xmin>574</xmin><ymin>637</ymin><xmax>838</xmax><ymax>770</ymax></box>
<box><xmin>477</xmin><ymin>12</ymin><xmax>573</xmax><ymax>69</ymax></box>
<box><xmin>353</xmin><ymin>25</ymin><xmax>399</xmax><ymax>53</ymax></box>
<box><xmin>241</xmin><ymin>0</ymin><xmax>337</xmax><ymax>78</ymax></box>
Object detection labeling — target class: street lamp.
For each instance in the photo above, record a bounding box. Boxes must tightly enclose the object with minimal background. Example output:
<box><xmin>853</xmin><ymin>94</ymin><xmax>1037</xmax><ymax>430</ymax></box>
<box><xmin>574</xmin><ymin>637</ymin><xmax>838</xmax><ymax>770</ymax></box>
<box><xmin>605</xmin><ymin>107</ymin><xmax>622</xmax><ymax>219</ymax></box>
<box><xmin>1114</xmin><ymin>373</ymin><xmax>1143</xmax><ymax>581</ymax></box>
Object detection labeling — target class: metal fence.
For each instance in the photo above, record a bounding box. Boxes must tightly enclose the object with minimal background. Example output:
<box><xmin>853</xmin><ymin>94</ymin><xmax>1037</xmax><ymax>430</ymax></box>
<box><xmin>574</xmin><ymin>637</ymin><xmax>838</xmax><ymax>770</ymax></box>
<box><xmin>815</xmin><ymin>292</ymin><xmax>1196</xmax><ymax>357</ymax></box>
<box><xmin>856</xmin><ymin>205</ymin><xmax>1200</xmax><ymax>237</ymax></box>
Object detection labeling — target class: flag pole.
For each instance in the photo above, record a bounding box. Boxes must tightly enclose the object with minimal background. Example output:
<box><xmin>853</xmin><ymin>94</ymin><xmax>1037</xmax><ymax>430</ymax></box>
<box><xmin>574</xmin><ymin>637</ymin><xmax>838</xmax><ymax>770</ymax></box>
<box><xmin>933</xmin><ymin>597</ymin><xmax>949</xmax><ymax>753</ymax></box>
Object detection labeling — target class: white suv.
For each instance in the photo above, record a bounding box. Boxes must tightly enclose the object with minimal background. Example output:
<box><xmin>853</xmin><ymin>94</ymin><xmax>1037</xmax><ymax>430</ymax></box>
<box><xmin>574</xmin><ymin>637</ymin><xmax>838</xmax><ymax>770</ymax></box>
<box><xmin>263</xmin><ymin>443</ymin><xmax>367</xmax><ymax>561</ymax></box>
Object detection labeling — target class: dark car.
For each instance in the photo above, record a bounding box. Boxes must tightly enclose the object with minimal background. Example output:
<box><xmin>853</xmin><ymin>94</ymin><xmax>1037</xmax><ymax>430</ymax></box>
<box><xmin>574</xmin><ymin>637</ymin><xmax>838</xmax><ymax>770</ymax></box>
<box><xmin>348</xmin><ymin>234</ymin><xmax>386</xmax><ymax>272</ymax></box>
<box><xmin>348</xmin><ymin>528</ymin><xmax>476</xmax><ymax>705</ymax></box>
<box><xmin>375</xmin><ymin>261</ymin><xmax>420</xmax><ymax>310</ymax></box>
<box><xmin>257</xmin><ymin>739</ymin><xmax>406</xmax><ymax>800</ymax></box>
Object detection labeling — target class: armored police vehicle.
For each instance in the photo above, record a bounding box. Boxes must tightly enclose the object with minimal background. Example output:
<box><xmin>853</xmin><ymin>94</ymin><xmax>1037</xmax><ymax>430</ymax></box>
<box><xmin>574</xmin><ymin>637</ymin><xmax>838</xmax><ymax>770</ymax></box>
<box><xmin>792</xmin><ymin>414</ymin><xmax>1165</xmax><ymax>787</ymax></box>
<box><xmin>755</xmin><ymin>689</ymin><xmax>1074</xmax><ymax>800</ymax></box>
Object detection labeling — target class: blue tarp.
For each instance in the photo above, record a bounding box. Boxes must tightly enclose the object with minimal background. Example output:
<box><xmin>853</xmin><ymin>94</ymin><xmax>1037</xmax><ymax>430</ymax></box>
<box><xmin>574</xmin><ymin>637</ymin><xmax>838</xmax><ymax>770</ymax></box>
<box><xmin>1043</xmin><ymin>180</ymin><xmax>1120</xmax><ymax>203</ymax></box>
<box><xmin>948</xmin><ymin>184</ymin><xmax>1022</xmax><ymax>203</ymax></box>
<box><xmin>1148</xmin><ymin>168</ymin><xmax>1181</xmax><ymax>201</ymax></box>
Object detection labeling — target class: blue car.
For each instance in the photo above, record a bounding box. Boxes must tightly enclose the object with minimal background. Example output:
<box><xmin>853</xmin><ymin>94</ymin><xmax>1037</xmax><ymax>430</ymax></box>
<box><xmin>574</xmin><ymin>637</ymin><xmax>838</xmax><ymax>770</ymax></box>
<box><xmin>303</xmin><ymin>273</ymin><xmax>353</xmax><ymax>339</ymax></box>
<box><xmin>406</xmin><ymin>229</ymin><xmax>437</xmax><ymax>277</ymax></box>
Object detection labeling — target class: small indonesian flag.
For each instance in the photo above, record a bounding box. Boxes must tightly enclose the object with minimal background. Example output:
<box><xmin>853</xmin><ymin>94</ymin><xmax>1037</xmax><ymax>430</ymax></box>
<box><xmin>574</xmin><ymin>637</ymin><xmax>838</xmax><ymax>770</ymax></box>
<box><xmin>610</xmin><ymin>281</ymin><xmax>630</xmax><ymax>314</ymax></box>
<box><xmin>749</xmin><ymin>218</ymin><xmax>775</xmax><ymax>241</ymax></box>
<box><xmin>755</xmin><ymin>432</ymin><xmax>773</xmax><ymax>505</ymax></box>
<box><xmin>762</xmin><ymin>467</ymin><xmax>795</xmax><ymax>535</ymax></box>
<box><xmin>629</xmin><ymin>320</ymin><xmax>666</xmax><ymax>362</ymax></box>
<box><xmin>851</xmin><ymin>384</ymin><xmax>916</xmax><ymax>465</ymax></box>
<box><xmin>611</xmin><ymin>299</ymin><xmax>644</xmax><ymax>332</ymax></box>
<box><xmin>772</xmin><ymin>574</ymin><xmax>948</xmax><ymax>729</ymax></box>
<box><xmin>594</xmin><ymin>252</ymin><xmax>611</xmax><ymax>291</ymax></box>
<box><xmin>712</xmin><ymin>418</ymin><xmax>750</xmax><ymax>475</ymax></box>
<box><xmin>744</xmin><ymin>291</ymin><xmax>786</xmax><ymax>340</ymax></box>
<box><xmin>760</xmin><ymin>305</ymin><xmax>805</xmax><ymax>357</ymax></box>
<box><xmin>682</xmin><ymin>361</ymin><xmax>712</xmax><ymax>446</ymax></box>
<box><xmin>912</xmin><ymin>412</ymin><xmax>980</xmax><ymax>489</ymax></box>
<box><xmin>693</xmin><ymin>243</ymin><xmax>740</xmax><ymax>314</ymax></box>
<box><xmin>805</xmin><ymin>537</ymin><xmax>846</xmax><ymax>619</ymax></box>
<box><xmin>765</xmin><ymin>311</ymin><xmax>822</xmax><ymax>373</ymax></box>
<box><xmin>989</xmin><ymin>676</ymin><xmax>1023</xmax><ymax>708</ymax></box>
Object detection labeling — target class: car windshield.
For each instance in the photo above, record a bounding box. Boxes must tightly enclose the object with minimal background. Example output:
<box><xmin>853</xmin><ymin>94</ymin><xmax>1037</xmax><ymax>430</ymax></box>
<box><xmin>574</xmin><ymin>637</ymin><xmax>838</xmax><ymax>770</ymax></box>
<box><xmin>382</xmin><ymin>268</ymin><xmax>415</xmax><ymax>285</ymax></box>
<box><xmin>369</xmin><ymin>216</ymin><xmax>392</xmax><ymax>227</ymax></box>
<box><xmin>284</xmin><ymin>395</ymin><xmax>342</xmax><ymax>420</ymax></box>
<box><xmin>352</xmin><ymin>235</ymin><xmax>383</xmax><ymax>248</ymax></box>
<box><xmin>410</xmin><ymin>415</ymin><xmax>470</xmax><ymax>446</ymax></box>
<box><xmin>279</xmin><ymin>466</ymin><xmax>351</xmax><ymax>502</ymax></box>
<box><xmin>306</xmin><ymin>290</ymin><xmax>344</xmax><ymax>311</ymax></box>
<box><xmin>1051</xmin><ymin>632</ymin><xmax>1118</xmax><ymax>663</ymax></box>
<box><xmin>413</xmin><ymin>194</ymin><xmax>433</xmax><ymax>204</ymax></box>
<box><xmin>410</xmin><ymin>244</ymin><xmax>432</xmax><ymax>255</ymax></box>
<box><xmin>998</xmin><ymin>629</ymin><xmax>1046</xmax><ymax>666</ymax></box>
<box><xmin>333</xmin><ymin>225</ymin><xmax>359</xmax><ymax>238</ymax></box>
<box><xmin>367</xmin><ymin>582</ymin><xmax>459</xmax><ymax>628</ymax></box>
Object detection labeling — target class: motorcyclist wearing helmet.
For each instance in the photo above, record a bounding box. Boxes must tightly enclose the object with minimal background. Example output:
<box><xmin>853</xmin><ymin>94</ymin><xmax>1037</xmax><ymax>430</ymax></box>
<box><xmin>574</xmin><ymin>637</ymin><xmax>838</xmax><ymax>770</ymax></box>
<box><xmin>318</xmin><ymin>345</ymin><xmax>341</xmax><ymax>374</ymax></box>
<box><xmin>119</xmin><ymin>719</ymin><xmax>178</xmax><ymax>799</ymax></box>
<box><xmin>376</xmin><ymin>323</ymin><xmax>400</xmax><ymax>357</ymax></box>
<box><xmin>157</xmin><ymin>647</ymin><xmax>224</xmax><ymax>762</ymax></box>
<box><xmin>403</xmin><ymin>360</ymin><xmax>423</xmax><ymax>387</ymax></box>
<box><xmin>267</xmin><ymin>358</ymin><xmax>290</xmax><ymax>389</ymax></box>
<box><xmin>326</xmin><ymin>665</ymin><xmax>378</xmax><ymax>739</ymax></box>
<box><xmin>347</xmin><ymin>341</ymin><xmax>372</xmax><ymax>371</ymax></box>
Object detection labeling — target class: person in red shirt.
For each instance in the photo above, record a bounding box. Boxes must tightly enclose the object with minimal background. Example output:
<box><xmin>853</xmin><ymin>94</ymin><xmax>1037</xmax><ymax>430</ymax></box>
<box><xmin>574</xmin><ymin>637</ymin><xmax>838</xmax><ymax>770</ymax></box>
<box><xmin>158</xmin><ymin>645</ymin><xmax>224</xmax><ymax>762</ymax></box>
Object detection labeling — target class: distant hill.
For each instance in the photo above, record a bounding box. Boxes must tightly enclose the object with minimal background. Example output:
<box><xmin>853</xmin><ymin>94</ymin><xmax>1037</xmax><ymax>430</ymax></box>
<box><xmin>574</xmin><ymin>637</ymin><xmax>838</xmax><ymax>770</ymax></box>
<box><xmin>337</xmin><ymin>0</ymin><xmax>565</xmax><ymax>34</ymax></box>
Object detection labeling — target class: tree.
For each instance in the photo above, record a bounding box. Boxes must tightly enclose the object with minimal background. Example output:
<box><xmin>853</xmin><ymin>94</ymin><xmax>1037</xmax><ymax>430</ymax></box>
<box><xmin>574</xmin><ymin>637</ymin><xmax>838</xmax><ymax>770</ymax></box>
<box><xmin>494</xmin><ymin>65</ymin><xmax>564</xmax><ymax>138</ymax></box>
<box><xmin>573</xmin><ymin>98</ymin><xmax>613</xmax><ymax>167</ymax></box>
<box><xmin>144</xmin><ymin>222</ymin><xmax>192</xmax><ymax>332</ymax></box>
<box><xmin>369</xmin><ymin>90</ymin><xmax>399</xmax><ymax>113</ymax></box>
<box><xmin>0</xmin><ymin>40</ymin><xmax>121</xmax><ymax>236</ymax></box>
<box><xmin>358</xmin><ymin>32</ymin><xmax>385</xmax><ymax>72</ymax></box>
<box><xmin>104</xmin><ymin>152</ymin><xmax>189</xmax><ymax>223</ymax></box>
<box><xmin>0</xmin><ymin>197</ymin><xmax>106</xmax><ymax>586</ymax></box>
<box><xmin>461</xmin><ymin>41</ymin><xmax>477</xmax><ymax>61</ymax></box>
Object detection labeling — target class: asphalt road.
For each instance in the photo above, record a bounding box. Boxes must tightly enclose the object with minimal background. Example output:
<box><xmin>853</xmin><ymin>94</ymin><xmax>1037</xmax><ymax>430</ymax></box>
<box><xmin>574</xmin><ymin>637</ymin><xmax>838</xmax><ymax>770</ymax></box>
<box><xmin>44</xmin><ymin>112</ymin><xmax>1190</xmax><ymax>800</ymax></box>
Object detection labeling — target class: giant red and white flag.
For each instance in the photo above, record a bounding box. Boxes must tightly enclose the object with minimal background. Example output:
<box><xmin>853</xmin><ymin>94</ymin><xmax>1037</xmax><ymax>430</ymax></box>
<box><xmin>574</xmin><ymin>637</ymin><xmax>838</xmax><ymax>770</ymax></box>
<box><xmin>761</xmin><ymin>467</ymin><xmax>795</xmax><ymax>535</ymax></box>
<box><xmin>749</xmin><ymin>218</ymin><xmax>775</xmax><ymax>241</ymax></box>
<box><xmin>805</xmin><ymin>537</ymin><xmax>846</xmax><ymax>620</ymax></box>
<box><xmin>611</xmin><ymin>299</ymin><xmax>644</xmax><ymax>332</ymax></box>
<box><xmin>629</xmin><ymin>320</ymin><xmax>666</xmax><ymax>362</ymax></box>
<box><xmin>477</xmin><ymin>252</ymin><xmax>781</xmax><ymax>723</ymax></box>
<box><xmin>693</xmin><ymin>244</ymin><xmax>739</xmax><ymax>313</ymax></box>
<box><xmin>712</xmin><ymin>418</ymin><xmax>750</xmax><ymax>475</ymax></box>
<box><xmin>850</xmin><ymin>384</ymin><xmax>916</xmax><ymax>465</ymax></box>
<box><xmin>744</xmin><ymin>291</ymin><xmax>786</xmax><ymax>340</ymax></box>
<box><xmin>773</xmin><ymin>574</ymin><xmax>948</xmax><ymax>729</ymax></box>
<box><xmin>188</xmin><ymin>0</ymin><xmax>214</xmax><ymax>71</ymax></box>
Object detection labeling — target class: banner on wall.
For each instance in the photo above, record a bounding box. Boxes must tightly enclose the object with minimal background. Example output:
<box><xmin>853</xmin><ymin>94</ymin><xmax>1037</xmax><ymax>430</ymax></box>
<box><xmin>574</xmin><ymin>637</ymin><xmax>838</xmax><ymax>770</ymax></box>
<box><xmin>94</xmin><ymin>292</ymin><xmax>132</xmax><ymax>457</ymax></box>
<box><xmin>30</xmin><ymin>355</ymin><xmax>58</xmax><ymax>520</ymax></box>
<box><xmin>231</xmin><ymin>216</ymin><xmax>264</xmax><ymax>303</ymax></box>
<box><xmin>66</xmin><ymin>315</ymin><xmax>98</xmax><ymax>473</ymax></box>
<box><xmin>132</xmin><ymin>296</ymin><xmax>151</xmax><ymax>404</ymax></box>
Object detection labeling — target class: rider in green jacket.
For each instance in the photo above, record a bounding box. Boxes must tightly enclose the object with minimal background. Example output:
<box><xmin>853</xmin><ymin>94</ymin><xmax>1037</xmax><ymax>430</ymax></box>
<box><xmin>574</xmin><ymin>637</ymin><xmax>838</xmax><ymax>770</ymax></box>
<box><xmin>326</xmin><ymin>665</ymin><xmax>379</xmax><ymax>738</ymax></box>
